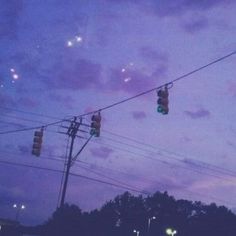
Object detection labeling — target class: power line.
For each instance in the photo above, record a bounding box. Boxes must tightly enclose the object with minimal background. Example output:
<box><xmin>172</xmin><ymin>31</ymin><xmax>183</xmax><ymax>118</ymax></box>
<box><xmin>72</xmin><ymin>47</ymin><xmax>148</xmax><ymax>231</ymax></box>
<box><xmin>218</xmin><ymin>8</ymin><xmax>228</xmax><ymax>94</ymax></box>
<box><xmin>1</xmin><ymin>109</ymin><xmax>236</xmax><ymax>178</ymax></box>
<box><xmin>0</xmin><ymin>158</ymin><xmax>233</xmax><ymax>206</ymax></box>
<box><xmin>0</xmin><ymin>105</ymin><xmax>234</xmax><ymax>180</ymax></box>
<box><xmin>0</xmin><ymin>106</ymin><xmax>61</xmax><ymax>121</ymax></box>
<box><xmin>1</xmin><ymin>149</ymin><xmax>231</xmax><ymax>197</ymax></box>
<box><xmin>75</xmin><ymin>50</ymin><xmax>236</xmax><ymax>116</ymax></box>
<box><xmin>0</xmin><ymin>50</ymin><xmax>236</xmax><ymax>135</ymax></box>
<box><xmin>0</xmin><ymin>159</ymin><xmax>149</xmax><ymax>195</ymax></box>
<box><xmin>1</xmin><ymin>132</ymin><xmax>236</xmax><ymax>185</ymax></box>
<box><xmin>103</xmin><ymin>130</ymin><xmax>236</xmax><ymax>176</ymax></box>
<box><xmin>0</xmin><ymin>107</ymin><xmax>233</xmax><ymax>179</ymax></box>
<box><xmin>99</xmin><ymin>133</ymin><xmax>236</xmax><ymax>178</ymax></box>
<box><xmin>0</xmin><ymin>113</ymin><xmax>53</xmax><ymax>126</ymax></box>
<box><xmin>77</xmin><ymin>164</ymin><xmax>148</xmax><ymax>194</ymax></box>
<box><xmin>0</xmin><ymin>149</ymin><xmax>153</xmax><ymax>195</ymax></box>
<box><xmin>90</xmin><ymin>138</ymin><xmax>236</xmax><ymax>183</ymax></box>
<box><xmin>75</xmin><ymin>161</ymin><xmax>235</xmax><ymax>207</ymax></box>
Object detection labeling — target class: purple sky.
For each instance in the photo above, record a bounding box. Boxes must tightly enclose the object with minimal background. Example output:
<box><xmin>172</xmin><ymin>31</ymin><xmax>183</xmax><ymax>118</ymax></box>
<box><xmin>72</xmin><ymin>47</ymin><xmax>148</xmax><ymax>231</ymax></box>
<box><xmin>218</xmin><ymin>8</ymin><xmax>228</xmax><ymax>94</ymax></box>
<box><xmin>1</xmin><ymin>0</ymin><xmax>236</xmax><ymax>225</ymax></box>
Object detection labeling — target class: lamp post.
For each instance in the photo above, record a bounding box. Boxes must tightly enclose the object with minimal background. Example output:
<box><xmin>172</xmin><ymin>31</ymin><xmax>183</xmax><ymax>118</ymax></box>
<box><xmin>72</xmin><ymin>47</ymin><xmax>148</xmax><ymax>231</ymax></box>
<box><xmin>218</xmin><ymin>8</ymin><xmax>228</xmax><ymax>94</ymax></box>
<box><xmin>13</xmin><ymin>204</ymin><xmax>25</xmax><ymax>221</ymax></box>
<box><xmin>166</xmin><ymin>228</ymin><xmax>177</xmax><ymax>236</ymax></box>
<box><xmin>133</xmin><ymin>229</ymin><xmax>140</xmax><ymax>236</ymax></box>
<box><xmin>147</xmin><ymin>216</ymin><xmax>156</xmax><ymax>235</ymax></box>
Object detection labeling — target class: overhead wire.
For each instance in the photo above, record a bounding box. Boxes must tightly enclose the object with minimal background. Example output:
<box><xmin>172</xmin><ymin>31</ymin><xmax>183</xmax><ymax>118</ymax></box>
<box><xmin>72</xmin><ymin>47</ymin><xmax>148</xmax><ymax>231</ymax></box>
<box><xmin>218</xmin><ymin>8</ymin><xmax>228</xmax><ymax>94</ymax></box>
<box><xmin>102</xmin><ymin>130</ymin><xmax>236</xmax><ymax>176</ymax></box>
<box><xmin>0</xmin><ymin>149</ymin><xmax>230</xmax><ymax>196</ymax></box>
<box><xmin>99</xmin><ymin>134</ymin><xmax>236</xmax><ymax>178</ymax></box>
<box><xmin>0</xmin><ymin>50</ymin><xmax>236</xmax><ymax>135</ymax></box>
<box><xmin>1</xmin><ymin>109</ymin><xmax>236</xmax><ymax>179</ymax></box>
<box><xmin>77</xmin><ymin>164</ymin><xmax>149</xmax><ymax>194</ymax></box>
<box><xmin>0</xmin><ymin>158</ymin><xmax>233</xmax><ymax>206</ymax></box>
<box><xmin>1</xmin><ymin>128</ymin><xmax>236</xmax><ymax>185</ymax></box>
<box><xmin>0</xmin><ymin>106</ymin><xmax>234</xmax><ymax>179</ymax></box>
<box><xmin>1</xmin><ymin>141</ymin><xmax>235</xmax><ymax>206</ymax></box>
<box><xmin>0</xmin><ymin>106</ymin><xmax>61</xmax><ymax>120</ymax></box>
<box><xmin>1</xmin><ymin>48</ymin><xmax>236</xmax><ymax>207</ymax></box>
<box><xmin>0</xmin><ymin>159</ymin><xmax>149</xmax><ymax>195</ymax></box>
<box><xmin>90</xmin><ymin>138</ymin><xmax>236</xmax><ymax>184</ymax></box>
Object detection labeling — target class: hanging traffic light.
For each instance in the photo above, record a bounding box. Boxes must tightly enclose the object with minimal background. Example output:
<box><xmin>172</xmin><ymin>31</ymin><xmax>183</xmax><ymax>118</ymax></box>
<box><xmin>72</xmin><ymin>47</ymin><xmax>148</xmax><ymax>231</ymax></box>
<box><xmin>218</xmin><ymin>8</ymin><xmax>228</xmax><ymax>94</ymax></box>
<box><xmin>32</xmin><ymin>128</ymin><xmax>44</xmax><ymax>156</ymax></box>
<box><xmin>157</xmin><ymin>86</ymin><xmax>169</xmax><ymax>114</ymax></box>
<box><xmin>90</xmin><ymin>112</ymin><xmax>101</xmax><ymax>137</ymax></box>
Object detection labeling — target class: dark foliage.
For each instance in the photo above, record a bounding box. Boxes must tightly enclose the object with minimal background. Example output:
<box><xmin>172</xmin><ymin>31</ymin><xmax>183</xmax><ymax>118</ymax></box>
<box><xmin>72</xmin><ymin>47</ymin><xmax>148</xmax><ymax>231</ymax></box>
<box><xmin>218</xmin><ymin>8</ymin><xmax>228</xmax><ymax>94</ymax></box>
<box><xmin>35</xmin><ymin>191</ymin><xmax>236</xmax><ymax>236</ymax></box>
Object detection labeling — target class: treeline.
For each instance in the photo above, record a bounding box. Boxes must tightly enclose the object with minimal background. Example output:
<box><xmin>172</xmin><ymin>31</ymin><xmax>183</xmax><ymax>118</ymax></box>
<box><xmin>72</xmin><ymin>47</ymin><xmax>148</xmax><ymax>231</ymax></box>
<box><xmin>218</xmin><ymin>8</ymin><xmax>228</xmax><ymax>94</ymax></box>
<box><xmin>25</xmin><ymin>191</ymin><xmax>236</xmax><ymax>236</ymax></box>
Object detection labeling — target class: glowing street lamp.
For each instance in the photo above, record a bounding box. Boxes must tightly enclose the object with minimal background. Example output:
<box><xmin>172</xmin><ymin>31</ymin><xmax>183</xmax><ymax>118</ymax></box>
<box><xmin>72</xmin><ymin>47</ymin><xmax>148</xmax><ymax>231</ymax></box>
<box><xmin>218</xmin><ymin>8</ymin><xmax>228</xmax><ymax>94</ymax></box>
<box><xmin>147</xmin><ymin>216</ymin><xmax>156</xmax><ymax>235</ymax></box>
<box><xmin>133</xmin><ymin>229</ymin><xmax>140</xmax><ymax>236</ymax></box>
<box><xmin>13</xmin><ymin>204</ymin><xmax>25</xmax><ymax>221</ymax></box>
<box><xmin>166</xmin><ymin>228</ymin><xmax>177</xmax><ymax>236</ymax></box>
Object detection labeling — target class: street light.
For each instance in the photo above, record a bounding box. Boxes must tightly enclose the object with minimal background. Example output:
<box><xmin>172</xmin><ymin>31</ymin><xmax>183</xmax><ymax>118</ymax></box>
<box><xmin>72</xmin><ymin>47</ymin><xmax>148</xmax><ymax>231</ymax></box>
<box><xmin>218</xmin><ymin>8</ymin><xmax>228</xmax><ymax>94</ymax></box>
<box><xmin>166</xmin><ymin>228</ymin><xmax>177</xmax><ymax>236</ymax></box>
<box><xmin>147</xmin><ymin>216</ymin><xmax>156</xmax><ymax>235</ymax></box>
<box><xmin>13</xmin><ymin>204</ymin><xmax>26</xmax><ymax>221</ymax></box>
<box><xmin>133</xmin><ymin>229</ymin><xmax>140</xmax><ymax>236</ymax></box>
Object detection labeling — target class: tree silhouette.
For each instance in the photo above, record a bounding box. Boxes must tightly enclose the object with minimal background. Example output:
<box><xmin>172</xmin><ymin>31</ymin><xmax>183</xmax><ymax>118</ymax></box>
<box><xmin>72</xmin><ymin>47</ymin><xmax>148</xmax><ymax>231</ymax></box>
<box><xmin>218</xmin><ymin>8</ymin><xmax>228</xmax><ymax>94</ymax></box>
<box><xmin>35</xmin><ymin>191</ymin><xmax>236</xmax><ymax>236</ymax></box>
<box><xmin>43</xmin><ymin>204</ymin><xmax>84</xmax><ymax>236</ymax></box>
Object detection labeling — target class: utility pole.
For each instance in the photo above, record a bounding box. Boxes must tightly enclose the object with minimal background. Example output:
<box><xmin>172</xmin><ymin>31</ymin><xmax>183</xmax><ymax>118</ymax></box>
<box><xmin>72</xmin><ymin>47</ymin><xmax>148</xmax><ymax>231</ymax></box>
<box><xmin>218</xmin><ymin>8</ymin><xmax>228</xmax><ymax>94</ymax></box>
<box><xmin>59</xmin><ymin>112</ymin><xmax>100</xmax><ymax>208</ymax></box>
<box><xmin>59</xmin><ymin>117</ymin><xmax>81</xmax><ymax>208</ymax></box>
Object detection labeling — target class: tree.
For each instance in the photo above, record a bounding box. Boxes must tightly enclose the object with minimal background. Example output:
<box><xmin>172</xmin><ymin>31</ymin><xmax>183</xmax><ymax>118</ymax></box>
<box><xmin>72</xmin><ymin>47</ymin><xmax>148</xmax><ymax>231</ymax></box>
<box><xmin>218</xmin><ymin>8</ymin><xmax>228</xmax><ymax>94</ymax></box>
<box><xmin>43</xmin><ymin>204</ymin><xmax>84</xmax><ymax>236</ymax></box>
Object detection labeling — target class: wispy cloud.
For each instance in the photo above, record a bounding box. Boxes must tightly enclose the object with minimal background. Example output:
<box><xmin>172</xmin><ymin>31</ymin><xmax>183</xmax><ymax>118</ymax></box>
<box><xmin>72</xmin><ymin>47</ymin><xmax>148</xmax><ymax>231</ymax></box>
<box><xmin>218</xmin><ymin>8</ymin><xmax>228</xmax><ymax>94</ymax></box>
<box><xmin>184</xmin><ymin>108</ymin><xmax>211</xmax><ymax>119</ymax></box>
<box><xmin>90</xmin><ymin>146</ymin><xmax>114</xmax><ymax>159</ymax></box>
<box><xmin>108</xmin><ymin>67</ymin><xmax>156</xmax><ymax>94</ymax></box>
<box><xmin>132</xmin><ymin>111</ymin><xmax>147</xmax><ymax>120</ymax></box>
<box><xmin>0</xmin><ymin>94</ymin><xmax>16</xmax><ymax>107</ymax></box>
<box><xmin>0</xmin><ymin>0</ymin><xmax>24</xmax><ymax>39</ymax></box>
<box><xmin>182</xmin><ymin>15</ymin><xmax>209</xmax><ymax>33</ymax></box>
<box><xmin>17</xmin><ymin>97</ymin><xmax>39</xmax><ymax>108</ymax></box>
<box><xmin>48</xmin><ymin>94</ymin><xmax>75</xmax><ymax>110</ymax></box>
<box><xmin>48</xmin><ymin>59</ymin><xmax>103</xmax><ymax>90</ymax></box>
<box><xmin>123</xmin><ymin>0</ymin><xmax>235</xmax><ymax>17</ymax></box>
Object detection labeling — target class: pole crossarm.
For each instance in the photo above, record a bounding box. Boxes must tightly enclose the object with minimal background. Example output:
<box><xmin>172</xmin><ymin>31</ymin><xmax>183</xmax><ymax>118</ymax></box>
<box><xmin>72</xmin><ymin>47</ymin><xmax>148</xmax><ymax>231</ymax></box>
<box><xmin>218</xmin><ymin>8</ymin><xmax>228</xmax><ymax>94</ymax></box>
<box><xmin>71</xmin><ymin>135</ymin><xmax>93</xmax><ymax>166</ymax></box>
<box><xmin>59</xmin><ymin>117</ymin><xmax>93</xmax><ymax>208</ymax></box>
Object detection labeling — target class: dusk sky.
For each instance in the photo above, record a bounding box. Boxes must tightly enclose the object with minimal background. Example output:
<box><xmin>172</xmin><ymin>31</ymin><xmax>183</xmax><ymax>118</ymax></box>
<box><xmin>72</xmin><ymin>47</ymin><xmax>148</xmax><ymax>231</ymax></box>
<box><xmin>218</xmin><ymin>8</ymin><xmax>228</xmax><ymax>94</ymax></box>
<box><xmin>1</xmin><ymin>0</ymin><xmax>236</xmax><ymax>226</ymax></box>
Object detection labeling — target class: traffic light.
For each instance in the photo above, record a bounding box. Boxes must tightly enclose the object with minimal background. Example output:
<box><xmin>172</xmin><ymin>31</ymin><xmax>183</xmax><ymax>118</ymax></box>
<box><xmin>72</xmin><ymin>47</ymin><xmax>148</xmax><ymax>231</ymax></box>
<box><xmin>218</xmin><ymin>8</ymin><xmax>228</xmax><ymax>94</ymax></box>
<box><xmin>90</xmin><ymin>112</ymin><xmax>101</xmax><ymax>137</ymax></box>
<box><xmin>32</xmin><ymin>128</ymin><xmax>43</xmax><ymax>156</ymax></box>
<box><xmin>157</xmin><ymin>86</ymin><xmax>169</xmax><ymax>114</ymax></box>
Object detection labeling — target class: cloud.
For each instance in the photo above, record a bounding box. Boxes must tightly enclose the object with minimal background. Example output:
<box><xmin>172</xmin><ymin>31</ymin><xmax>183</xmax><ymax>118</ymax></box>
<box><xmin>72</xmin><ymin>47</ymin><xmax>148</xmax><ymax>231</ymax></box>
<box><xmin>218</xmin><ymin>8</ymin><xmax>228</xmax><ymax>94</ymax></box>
<box><xmin>90</xmin><ymin>146</ymin><xmax>114</xmax><ymax>159</ymax></box>
<box><xmin>108</xmin><ymin>0</ymin><xmax>234</xmax><ymax>16</ymax></box>
<box><xmin>132</xmin><ymin>111</ymin><xmax>147</xmax><ymax>120</ymax></box>
<box><xmin>18</xmin><ymin>145</ymin><xmax>30</xmax><ymax>154</ymax></box>
<box><xmin>0</xmin><ymin>94</ymin><xmax>16</xmax><ymax>107</ymax></box>
<box><xmin>48</xmin><ymin>58</ymin><xmax>103</xmax><ymax>90</ymax></box>
<box><xmin>141</xmin><ymin>0</ymin><xmax>234</xmax><ymax>17</ymax></box>
<box><xmin>180</xmin><ymin>136</ymin><xmax>192</xmax><ymax>143</ymax></box>
<box><xmin>109</xmin><ymin>0</ymin><xmax>233</xmax><ymax>33</ymax></box>
<box><xmin>140</xmin><ymin>47</ymin><xmax>168</xmax><ymax>62</ymax></box>
<box><xmin>227</xmin><ymin>80</ymin><xmax>236</xmax><ymax>97</ymax></box>
<box><xmin>108</xmin><ymin>67</ymin><xmax>156</xmax><ymax>94</ymax></box>
<box><xmin>140</xmin><ymin>47</ymin><xmax>169</xmax><ymax>76</ymax></box>
<box><xmin>182</xmin><ymin>158</ymin><xmax>203</xmax><ymax>169</ymax></box>
<box><xmin>48</xmin><ymin>94</ymin><xmax>75</xmax><ymax>110</ymax></box>
<box><xmin>226</xmin><ymin>141</ymin><xmax>236</xmax><ymax>150</ymax></box>
<box><xmin>184</xmin><ymin>108</ymin><xmax>211</xmax><ymax>119</ymax></box>
<box><xmin>182</xmin><ymin>15</ymin><xmax>209</xmax><ymax>33</ymax></box>
<box><xmin>0</xmin><ymin>0</ymin><xmax>24</xmax><ymax>39</ymax></box>
<box><xmin>17</xmin><ymin>97</ymin><xmax>39</xmax><ymax>108</ymax></box>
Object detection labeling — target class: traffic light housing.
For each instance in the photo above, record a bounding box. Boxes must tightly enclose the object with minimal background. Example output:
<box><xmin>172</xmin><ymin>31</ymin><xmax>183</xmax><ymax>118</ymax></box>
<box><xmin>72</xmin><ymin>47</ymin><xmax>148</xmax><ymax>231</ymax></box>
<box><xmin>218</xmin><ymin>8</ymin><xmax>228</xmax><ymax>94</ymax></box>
<box><xmin>90</xmin><ymin>112</ymin><xmax>101</xmax><ymax>137</ymax></box>
<box><xmin>157</xmin><ymin>86</ymin><xmax>169</xmax><ymax>114</ymax></box>
<box><xmin>32</xmin><ymin>129</ymin><xmax>43</xmax><ymax>156</ymax></box>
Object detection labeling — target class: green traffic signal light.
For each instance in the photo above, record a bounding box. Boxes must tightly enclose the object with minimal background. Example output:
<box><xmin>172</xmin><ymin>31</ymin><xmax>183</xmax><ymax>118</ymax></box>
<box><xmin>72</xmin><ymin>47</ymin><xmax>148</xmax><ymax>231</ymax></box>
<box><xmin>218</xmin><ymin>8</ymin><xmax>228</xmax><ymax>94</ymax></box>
<box><xmin>157</xmin><ymin>106</ymin><xmax>163</xmax><ymax>113</ymax></box>
<box><xmin>157</xmin><ymin>105</ymin><xmax>168</xmax><ymax>114</ymax></box>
